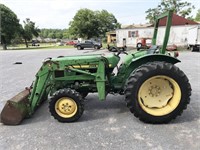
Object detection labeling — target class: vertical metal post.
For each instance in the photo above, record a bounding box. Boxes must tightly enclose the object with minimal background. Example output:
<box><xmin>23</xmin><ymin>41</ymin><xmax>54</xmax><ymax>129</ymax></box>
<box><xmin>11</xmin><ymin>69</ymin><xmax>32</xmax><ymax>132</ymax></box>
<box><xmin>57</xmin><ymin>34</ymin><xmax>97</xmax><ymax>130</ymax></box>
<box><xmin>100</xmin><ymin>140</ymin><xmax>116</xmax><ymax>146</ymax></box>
<box><xmin>152</xmin><ymin>20</ymin><xmax>159</xmax><ymax>45</ymax></box>
<box><xmin>96</xmin><ymin>60</ymin><xmax>106</xmax><ymax>101</ymax></box>
<box><xmin>161</xmin><ymin>11</ymin><xmax>173</xmax><ymax>54</ymax></box>
<box><xmin>151</xmin><ymin>10</ymin><xmax>173</xmax><ymax>54</ymax></box>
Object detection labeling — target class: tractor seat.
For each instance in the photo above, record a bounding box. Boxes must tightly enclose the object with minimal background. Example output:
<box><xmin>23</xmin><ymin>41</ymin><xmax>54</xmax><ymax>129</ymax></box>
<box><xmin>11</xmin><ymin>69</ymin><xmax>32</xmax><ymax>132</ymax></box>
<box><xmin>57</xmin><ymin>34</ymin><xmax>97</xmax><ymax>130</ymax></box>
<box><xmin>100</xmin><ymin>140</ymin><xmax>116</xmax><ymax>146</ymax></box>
<box><xmin>147</xmin><ymin>45</ymin><xmax>159</xmax><ymax>54</ymax></box>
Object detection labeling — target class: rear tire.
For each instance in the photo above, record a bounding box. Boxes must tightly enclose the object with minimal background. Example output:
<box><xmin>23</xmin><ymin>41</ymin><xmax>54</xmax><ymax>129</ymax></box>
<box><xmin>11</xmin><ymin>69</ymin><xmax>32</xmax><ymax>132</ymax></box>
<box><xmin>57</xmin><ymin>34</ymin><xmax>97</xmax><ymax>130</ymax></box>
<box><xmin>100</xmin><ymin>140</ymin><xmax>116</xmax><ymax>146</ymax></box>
<box><xmin>190</xmin><ymin>46</ymin><xmax>200</xmax><ymax>52</ymax></box>
<box><xmin>125</xmin><ymin>61</ymin><xmax>191</xmax><ymax>124</ymax></box>
<box><xmin>94</xmin><ymin>45</ymin><xmax>99</xmax><ymax>50</ymax></box>
<box><xmin>49</xmin><ymin>88</ymin><xmax>84</xmax><ymax>122</ymax></box>
<box><xmin>190</xmin><ymin>46</ymin><xmax>194</xmax><ymax>52</ymax></box>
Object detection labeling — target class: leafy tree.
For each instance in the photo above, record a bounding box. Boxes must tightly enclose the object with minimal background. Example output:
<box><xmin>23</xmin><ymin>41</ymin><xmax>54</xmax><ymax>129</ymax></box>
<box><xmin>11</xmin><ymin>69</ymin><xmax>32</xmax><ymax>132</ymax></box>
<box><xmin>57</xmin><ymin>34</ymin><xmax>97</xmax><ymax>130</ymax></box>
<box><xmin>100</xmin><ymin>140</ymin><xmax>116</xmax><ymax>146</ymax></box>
<box><xmin>195</xmin><ymin>9</ymin><xmax>200</xmax><ymax>21</ymax></box>
<box><xmin>0</xmin><ymin>4</ymin><xmax>20</xmax><ymax>50</ymax></box>
<box><xmin>40</xmin><ymin>29</ymin><xmax>66</xmax><ymax>39</ymax></box>
<box><xmin>145</xmin><ymin>0</ymin><xmax>195</xmax><ymax>23</ymax></box>
<box><xmin>62</xmin><ymin>29</ymin><xmax>71</xmax><ymax>39</ymax></box>
<box><xmin>68</xmin><ymin>8</ymin><xmax>120</xmax><ymax>39</ymax></box>
<box><xmin>56</xmin><ymin>32</ymin><xmax>63</xmax><ymax>39</ymax></box>
<box><xmin>40</xmin><ymin>29</ymin><xmax>49</xmax><ymax>38</ymax></box>
<box><xmin>96</xmin><ymin>10</ymin><xmax>121</xmax><ymax>37</ymax></box>
<box><xmin>69</xmin><ymin>9</ymin><xmax>97</xmax><ymax>39</ymax></box>
<box><xmin>48</xmin><ymin>32</ymin><xmax>56</xmax><ymax>39</ymax></box>
<box><xmin>21</xmin><ymin>18</ymin><xmax>40</xmax><ymax>47</ymax></box>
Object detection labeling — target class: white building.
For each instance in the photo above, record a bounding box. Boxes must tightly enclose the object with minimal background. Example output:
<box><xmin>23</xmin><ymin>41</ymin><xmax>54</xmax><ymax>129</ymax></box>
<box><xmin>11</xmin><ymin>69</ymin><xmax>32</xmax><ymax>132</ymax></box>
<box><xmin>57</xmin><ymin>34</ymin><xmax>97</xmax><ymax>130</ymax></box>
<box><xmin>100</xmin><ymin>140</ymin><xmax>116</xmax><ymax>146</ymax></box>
<box><xmin>116</xmin><ymin>14</ymin><xmax>199</xmax><ymax>47</ymax></box>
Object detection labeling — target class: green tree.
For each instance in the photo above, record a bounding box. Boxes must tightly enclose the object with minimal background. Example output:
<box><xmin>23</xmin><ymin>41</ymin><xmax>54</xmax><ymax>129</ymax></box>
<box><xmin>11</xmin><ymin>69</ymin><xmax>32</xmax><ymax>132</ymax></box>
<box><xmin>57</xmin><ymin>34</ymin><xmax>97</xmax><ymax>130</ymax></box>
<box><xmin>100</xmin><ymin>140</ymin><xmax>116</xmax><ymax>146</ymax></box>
<box><xmin>69</xmin><ymin>9</ymin><xmax>97</xmax><ymax>39</ymax></box>
<box><xmin>40</xmin><ymin>29</ymin><xmax>65</xmax><ymax>39</ymax></box>
<box><xmin>62</xmin><ymin>29</ymin><xmax>70</xmax><ymax>39</ymax></box>
<box><xmin>40</xmin><ymin>29</ymin><xmax>49</xmax><ymax>38</ymax></box>
<box><xmin>48</xmin><ymin>32</ymin><xmax>56</xmax><ymax>39</ymax></box>
<box><xmin>145</xmin><ymin>0</ymin><xmax>195</xmax><ymax>23</ymax></box>
<box><xmin>195</xmin><ymin>9</ymin><xmax>200</xmax><ymax>21</ymax></box>
<box><xmin>96</xmin><ymin>10</ymin><xmax>121</xmax><ymax>37</ymax></box>
<box><xmin>21</xmin><ymin>18</ymin><xmax>40</xmax><ymax>47</ymax></box>
<box><xmin>56</xmin><ymin>32</ymin><xmax>63</xmax><ymax>39</ymax></box>
<box><xmin>68</xmin><ymin>8</ymin><xmax>120</xmax><ymax>39</ymax></box>
<box><xmin>62</xmin><ymin>29</ymin><xmax>76</xmax><ymax>39</ymax></box>
<box><xmin>0</xmin><ymin>4</ymin><xmax>20</xmax><ymax>50</ymax></box>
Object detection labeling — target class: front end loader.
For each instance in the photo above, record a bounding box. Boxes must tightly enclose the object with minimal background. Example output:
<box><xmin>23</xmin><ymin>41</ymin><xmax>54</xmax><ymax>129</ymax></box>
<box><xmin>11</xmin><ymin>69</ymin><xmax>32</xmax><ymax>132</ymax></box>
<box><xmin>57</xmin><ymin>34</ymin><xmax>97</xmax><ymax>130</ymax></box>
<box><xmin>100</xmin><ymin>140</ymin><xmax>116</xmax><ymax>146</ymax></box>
<box><xmin>1</xmin><ymin>10</ymin><xmax>191</xmax><ymax>125</ymax></box>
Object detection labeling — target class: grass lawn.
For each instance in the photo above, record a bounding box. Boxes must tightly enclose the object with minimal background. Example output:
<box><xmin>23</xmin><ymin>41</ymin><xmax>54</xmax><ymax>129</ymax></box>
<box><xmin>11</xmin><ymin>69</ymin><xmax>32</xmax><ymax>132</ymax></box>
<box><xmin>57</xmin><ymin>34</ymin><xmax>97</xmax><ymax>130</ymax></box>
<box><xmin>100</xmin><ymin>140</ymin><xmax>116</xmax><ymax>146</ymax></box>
<box><xmin>2</xmin><ymin>42</ymin><xmax>109</xmax><ymax>50</ymax></box>
<box><xmin>2</xmin><ymin>43</ymin><xmax>75</xmax><ymax>50</ymax></box>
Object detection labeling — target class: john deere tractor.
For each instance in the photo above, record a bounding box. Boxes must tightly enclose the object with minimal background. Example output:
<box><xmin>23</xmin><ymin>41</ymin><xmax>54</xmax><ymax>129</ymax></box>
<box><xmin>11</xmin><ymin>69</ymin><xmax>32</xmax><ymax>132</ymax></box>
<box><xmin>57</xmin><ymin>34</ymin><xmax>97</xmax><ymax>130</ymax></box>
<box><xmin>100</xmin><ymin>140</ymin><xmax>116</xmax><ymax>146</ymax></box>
<box><xmin>1</xmin><ymin>11</ymin><xmax>191</xmax><ymax>125</ymax></box>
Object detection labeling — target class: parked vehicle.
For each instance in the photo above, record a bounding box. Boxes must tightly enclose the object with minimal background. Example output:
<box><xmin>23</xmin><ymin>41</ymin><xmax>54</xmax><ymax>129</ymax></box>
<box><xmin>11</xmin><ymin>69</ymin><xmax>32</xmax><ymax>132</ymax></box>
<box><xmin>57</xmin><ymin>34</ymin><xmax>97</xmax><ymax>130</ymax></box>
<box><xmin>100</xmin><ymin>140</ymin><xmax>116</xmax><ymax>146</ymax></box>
<box><xmin>166</xmin><ymin>44</ymin><xmax>177</xmax><ymax>51</ymax></box>
<box><xmin>136</xmin><ymin>37</ymin><xmax>152</xmax><ymax>50</ymax></box>
<box><xmin>32</xmin><ymin>40</ymin><xmax>40</xmax><ymax>46</ymax></box>
<box><xmin>74</xmin><ymin>40</ymin><xmax>102</xmax><ymax>50</ymax></box>
<box><xmin>66</xmin><ymin>40</ymin><xmax>77</xmax><ymax>45</ymax></box>
<box><xmin>187</xmin><ymin>25</ymin><xmax>200</xmax><ymax>52</ymax></box>
<box><xmin>137</xmin><ymin>38</ymin><xmax>177</xmax><ymax>51</ymax></box>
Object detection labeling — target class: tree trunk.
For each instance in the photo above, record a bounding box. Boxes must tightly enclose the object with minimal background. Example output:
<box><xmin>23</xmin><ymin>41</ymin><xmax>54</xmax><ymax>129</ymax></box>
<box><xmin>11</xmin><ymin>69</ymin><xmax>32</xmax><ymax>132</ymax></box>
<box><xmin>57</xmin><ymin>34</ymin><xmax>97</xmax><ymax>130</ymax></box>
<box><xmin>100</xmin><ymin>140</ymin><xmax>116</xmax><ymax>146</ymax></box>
<box><xmin>2</xmin><ymin>44</ymin><xmax>7</xmax><ymax>50</ymax></box>
<box><xmin>1</xmin><ymin>36</ymin><xmax>7</xmax><ymax>50</ymax></box>
<box><xmin>25</xmin><ymin>39</ymin><xmax>28</xmax><ymax>48</ymax></box>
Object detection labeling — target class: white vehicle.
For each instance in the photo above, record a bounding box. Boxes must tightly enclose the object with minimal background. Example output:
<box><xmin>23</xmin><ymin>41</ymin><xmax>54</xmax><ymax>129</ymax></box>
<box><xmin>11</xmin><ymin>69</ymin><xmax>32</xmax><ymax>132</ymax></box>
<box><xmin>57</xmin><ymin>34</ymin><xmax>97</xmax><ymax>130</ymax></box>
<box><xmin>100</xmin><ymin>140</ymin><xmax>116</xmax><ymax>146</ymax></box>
<box><xmin>187</xmin><ymin>25</ymin><xmax>200</xmax><ymax>52</ymax></box>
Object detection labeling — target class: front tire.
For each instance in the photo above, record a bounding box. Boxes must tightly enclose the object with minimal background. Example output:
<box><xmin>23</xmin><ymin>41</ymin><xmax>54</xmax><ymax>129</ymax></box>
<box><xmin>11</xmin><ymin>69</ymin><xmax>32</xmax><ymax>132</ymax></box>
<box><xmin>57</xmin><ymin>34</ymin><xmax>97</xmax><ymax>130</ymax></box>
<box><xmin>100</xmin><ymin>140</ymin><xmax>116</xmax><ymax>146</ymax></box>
<box><xmin>137</xmin><ymin>43</ymin><xmax>142</xmax><ymax>51</ymax></box>
<box><xmin>79</xmin><ymin>91</ymin><xmax>88</xmax><ymax>99</ymax></box>
<box><xmin>49</xmin><ymin>88</ymin><xmax>84</xmax><ymax>122</ymax></box>
<box><xmin>125</xmin><ymin>62</ymin><xmax>191</xmax><ymax>124</ymax></box>
<box><xmin>77</xmin><ymin>46</ymin><xmax>82</xmax><ymax>50</ymax></box>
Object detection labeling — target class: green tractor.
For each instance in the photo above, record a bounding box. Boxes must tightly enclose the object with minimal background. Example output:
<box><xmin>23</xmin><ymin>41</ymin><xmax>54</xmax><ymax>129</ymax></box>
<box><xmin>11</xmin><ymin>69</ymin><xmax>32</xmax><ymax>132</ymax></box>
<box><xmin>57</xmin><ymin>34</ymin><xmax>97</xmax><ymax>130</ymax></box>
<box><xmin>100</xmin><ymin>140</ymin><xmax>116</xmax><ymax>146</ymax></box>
<box><xmin>1</xmin><ymin>11</ymin><xmax>191</xmax><ymax>125</ymax></box>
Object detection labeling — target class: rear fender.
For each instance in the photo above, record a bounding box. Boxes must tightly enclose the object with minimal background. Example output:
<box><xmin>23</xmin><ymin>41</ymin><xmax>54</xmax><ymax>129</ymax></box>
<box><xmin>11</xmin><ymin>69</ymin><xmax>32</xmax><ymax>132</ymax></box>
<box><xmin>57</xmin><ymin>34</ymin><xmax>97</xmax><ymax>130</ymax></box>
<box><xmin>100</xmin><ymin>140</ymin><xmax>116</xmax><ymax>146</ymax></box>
<box><xmin>118</xmin><ymin>54</ymin><xmax>180</xmax><ymax>88</ymax></box>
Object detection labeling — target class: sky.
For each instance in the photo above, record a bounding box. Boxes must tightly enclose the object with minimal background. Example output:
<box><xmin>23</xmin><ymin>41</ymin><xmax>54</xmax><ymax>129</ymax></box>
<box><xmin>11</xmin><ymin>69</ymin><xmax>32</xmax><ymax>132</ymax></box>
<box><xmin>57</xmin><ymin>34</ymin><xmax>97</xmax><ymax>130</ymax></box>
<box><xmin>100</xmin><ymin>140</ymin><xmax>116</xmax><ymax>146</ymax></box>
<box><xmin>1</xmin><ymin>0</ymin><xmax>199</xmax><ymax>29</ymax></box>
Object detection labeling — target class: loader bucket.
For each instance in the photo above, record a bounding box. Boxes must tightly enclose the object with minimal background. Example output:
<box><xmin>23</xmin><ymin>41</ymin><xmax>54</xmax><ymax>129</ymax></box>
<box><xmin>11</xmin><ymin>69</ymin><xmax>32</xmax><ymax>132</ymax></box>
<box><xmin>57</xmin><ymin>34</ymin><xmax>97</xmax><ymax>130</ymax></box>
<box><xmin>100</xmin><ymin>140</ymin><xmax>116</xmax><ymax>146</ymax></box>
<box><xmin>0</xmin><ymin>89</ymin><xmax>30</xmax><ymax>125</ymax></box>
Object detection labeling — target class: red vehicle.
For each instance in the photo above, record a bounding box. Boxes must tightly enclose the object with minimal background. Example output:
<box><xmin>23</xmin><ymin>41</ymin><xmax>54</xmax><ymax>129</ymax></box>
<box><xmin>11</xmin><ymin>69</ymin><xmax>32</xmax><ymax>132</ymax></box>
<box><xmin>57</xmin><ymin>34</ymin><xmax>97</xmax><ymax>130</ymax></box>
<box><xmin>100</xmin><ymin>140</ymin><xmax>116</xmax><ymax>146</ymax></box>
<box><xmin>136</xmin><ymin>37</ymin><xmax>152</xmax><ymax>51</ymax></box>
<box><xmin>66</xmin><ymin>40</ymin><xmax>77</xmax><ymax>45</ymax></box>
<box><xmin>166</xmin><ymin>44</ymin><xmax>177</xmax><ymax>51</ymax></box>
<box><xmin>136</xmin><ymin>37</ymin><xmax>177</xmax><ymax>51</ymax></box>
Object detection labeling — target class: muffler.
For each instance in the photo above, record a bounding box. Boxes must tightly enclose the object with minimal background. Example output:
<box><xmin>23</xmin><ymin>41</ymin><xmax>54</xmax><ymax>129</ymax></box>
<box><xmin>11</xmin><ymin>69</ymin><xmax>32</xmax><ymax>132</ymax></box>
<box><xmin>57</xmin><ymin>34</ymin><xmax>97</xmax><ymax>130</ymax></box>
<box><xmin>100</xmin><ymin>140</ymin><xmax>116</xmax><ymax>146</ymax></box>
<box><xmin>0</xmin><ymin>89</ymin><xmax>31</xmax><ymax>125</ymax></box>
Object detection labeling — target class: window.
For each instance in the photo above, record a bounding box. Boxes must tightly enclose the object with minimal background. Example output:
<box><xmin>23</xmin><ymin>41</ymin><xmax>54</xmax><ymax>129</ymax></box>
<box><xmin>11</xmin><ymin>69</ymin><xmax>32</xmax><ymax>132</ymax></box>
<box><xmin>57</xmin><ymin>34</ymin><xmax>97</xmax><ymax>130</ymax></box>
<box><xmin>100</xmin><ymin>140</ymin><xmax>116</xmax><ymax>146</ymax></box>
<box><xmin>128</xmin><ymin>31</ymin><xmax>139</xmax><ymax>38</ymax></box>
<box><xmin>85</xmin><ymin>40</ymin><xmax>92</xmax><ymax>44</ymax></box>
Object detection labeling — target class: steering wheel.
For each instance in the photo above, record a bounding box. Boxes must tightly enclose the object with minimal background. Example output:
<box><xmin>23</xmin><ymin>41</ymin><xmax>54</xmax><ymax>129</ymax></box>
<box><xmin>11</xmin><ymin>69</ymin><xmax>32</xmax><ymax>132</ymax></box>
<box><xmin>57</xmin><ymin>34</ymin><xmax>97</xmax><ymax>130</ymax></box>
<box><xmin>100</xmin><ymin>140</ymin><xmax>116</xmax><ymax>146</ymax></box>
<box><xmin>116</xmin><ymin>46</ymin><xmax>128</xmax><ymax>56</ymax></box>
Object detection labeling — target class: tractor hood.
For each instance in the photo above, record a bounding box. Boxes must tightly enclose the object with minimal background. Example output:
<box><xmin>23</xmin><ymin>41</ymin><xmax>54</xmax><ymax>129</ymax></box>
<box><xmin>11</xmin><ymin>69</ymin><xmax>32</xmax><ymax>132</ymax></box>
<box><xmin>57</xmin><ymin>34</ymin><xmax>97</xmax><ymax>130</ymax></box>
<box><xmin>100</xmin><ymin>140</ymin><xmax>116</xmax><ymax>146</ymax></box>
<box><xmin>50</xmin><ymin>54</ymin><xmax>120</xmax><ymax>68</ymax></box>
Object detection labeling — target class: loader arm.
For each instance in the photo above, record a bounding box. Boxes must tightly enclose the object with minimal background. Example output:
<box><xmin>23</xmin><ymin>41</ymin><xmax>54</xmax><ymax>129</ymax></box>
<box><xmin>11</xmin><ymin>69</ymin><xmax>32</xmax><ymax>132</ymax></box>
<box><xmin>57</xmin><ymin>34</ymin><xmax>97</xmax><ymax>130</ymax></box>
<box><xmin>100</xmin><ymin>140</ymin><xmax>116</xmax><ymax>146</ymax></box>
<box><xmin>1</xmin><ymin>56</ymin><xmax>109</xmax><ymax>125</ymax></box>
<box><xmin>30</xmin><ymin>56</ymin><xmax>108</xmax><ymax>109</ymax></box>
<box><xmin>0</xmin><ymin>60</ymin><xmax>53</xmax><ymax>125</ymax></box>
<box><xmin>29</xmin><ymin>61</ymin><xmax>52</xmax><ymax>113</ymax></box>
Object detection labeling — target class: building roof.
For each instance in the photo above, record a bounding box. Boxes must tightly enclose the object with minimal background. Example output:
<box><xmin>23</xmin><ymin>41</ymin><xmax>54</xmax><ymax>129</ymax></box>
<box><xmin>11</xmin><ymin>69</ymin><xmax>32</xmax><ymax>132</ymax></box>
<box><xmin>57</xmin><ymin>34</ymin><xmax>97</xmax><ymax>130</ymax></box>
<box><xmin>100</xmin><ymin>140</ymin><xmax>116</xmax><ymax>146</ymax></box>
<box><xmin>121</xmin><ymin>13</ymin><xmax>198</xmax><ymax>29</ymax></box>
<box><xmin>159</xmin><ymin>13</ymin><xmax>198</xmax><ymax>26</ymax></box>
<box><xmin>106</xmin><ymin>31</ymin><xmax>116</xmax><ymax>35</ymax></box>
<box><xmin>122</xmin><ymin>23</ymin><xmax>152</xmax><ymax>29</ymax></box>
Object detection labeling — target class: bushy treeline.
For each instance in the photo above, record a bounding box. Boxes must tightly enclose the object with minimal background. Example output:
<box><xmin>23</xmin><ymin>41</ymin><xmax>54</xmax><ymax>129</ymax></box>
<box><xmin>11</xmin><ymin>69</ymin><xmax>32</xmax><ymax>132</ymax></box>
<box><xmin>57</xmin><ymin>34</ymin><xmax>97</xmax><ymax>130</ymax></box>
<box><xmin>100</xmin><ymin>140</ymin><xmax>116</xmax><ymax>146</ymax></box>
<box><xmin>39</xmin><ymin>29</ymin><xmax>72</xmax><ymax>39</ymax></box>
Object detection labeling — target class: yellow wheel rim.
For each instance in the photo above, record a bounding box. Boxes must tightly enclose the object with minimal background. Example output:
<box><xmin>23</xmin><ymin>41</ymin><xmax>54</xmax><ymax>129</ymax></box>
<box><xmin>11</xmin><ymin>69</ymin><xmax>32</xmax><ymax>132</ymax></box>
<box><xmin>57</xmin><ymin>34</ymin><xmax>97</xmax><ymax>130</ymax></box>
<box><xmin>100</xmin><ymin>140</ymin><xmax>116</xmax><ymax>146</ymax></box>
<box><xmin>55</xmin><ymin>97</ymin><xmax>78</xmax><ymax>118</ymax></box>
<box><xmin>138</xmin><ymin>75</ymin><xmax>181</xmax><ymax>116</ymax></box>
